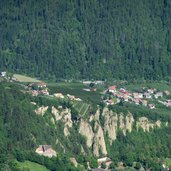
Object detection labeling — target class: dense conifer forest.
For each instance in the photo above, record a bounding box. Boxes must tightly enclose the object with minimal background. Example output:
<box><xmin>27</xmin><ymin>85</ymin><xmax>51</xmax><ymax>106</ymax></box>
<box><xmin>1</xmin><ymin>1</ymin><xmax>171</xmax><ymax>170</ymax></box>
<box><xmin>0</xmin><ymin>0</ymin><xmax>171</xmax><ymax>80</ymax></box>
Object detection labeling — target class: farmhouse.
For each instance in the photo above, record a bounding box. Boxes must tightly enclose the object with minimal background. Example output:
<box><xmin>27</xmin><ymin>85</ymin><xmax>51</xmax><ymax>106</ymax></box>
<box><xmin>123</xmin><ymin>94</ymin><xmax>129</xmax><ymax>101</ymax></box>
<box><xmin>38</xmin><ymin>82</ymin><xmax>46</xmax><ymax>88</ymax></box>
<box><xmin>108</xmin><ymin>85</ymin><xmax>116</xmax><ymax>93</ymax></box>
<box><xmin>83</xmin><ymin>88</ymin><xmax>91</xmax><ymax>92</ymax></box>
<box><xmin>1</xmin><ymin>71</ymin><xmax>6</xmax><ymax>77</ymax></box>
<box><xmin>94</xmin><ymin>80</ymin><xmax>104</xmax><ymax>84</ymax></box>
<box><xmin>35</xmin><ymin>145</ymin><xmax>57</xmax><ymax>158</ymax></box>
<box><xmin>143</xmin><ymin>92</ymin><xmax>152</xmax><ymax>99</ymax></box>
<box><xmin>82</xmin><ymin>81</ymin><xmax>92</xmax><ymax>85</ymax></box>
<box><xmin>147</xmin><ymin>88</ymin><xmax>156</xmax><ymax>94</ymax></box>
<box><xmin>141</xmin><ymin>100</ymin><xmax>148</xmax><ymax>106</ymax></box>
<box><xmin>97</xmin><ymin>157</ymin><xmax>112</xmax><ymax>168</ymax></box>
<box><xmin>54</xmin><ymin>93</ymin><xmax>64</xmax><ymax>99</ymax></box>
<box><xmin>75</xmin><ymin>98</ymin><xmax>82</xmax><ymax>101</ymax></box>
<box><xmin>164</xmin><ymin>90</ymin><xmax>170</xmax><ymax>96</ymax></box>
<box><xmin>132</xmin><ymin>98</ymin><xmax>141</xmax><ymax>105</ymax></box>
<box><xmin>119</xmin><ymin>88</ymin><xmax>128</xmax><ymax>94</ymax></box>
<box><xmin>154</xmin><ymin>92</ymin><xmax>163</xmax><ymax>98</ymax></box>
<box><xmin>31</xmin><ymin>90</ymin><xmax>38</xmax><ymax>96</ymax></box>
<box><xmin>40</xmin><ymin>89</ymin><xmax>49</xmax><ymax>95</ymax></box>
<box><xmin>165</xmin><ymin>100</ymin><xmax>171</xmax><ymax>107</ymax></box>
<box><xmin>148</xmin><ymin>104</ymin><xmax>155</xmax><ymax>109</ymax></box>
<box><xmin>133</xmin><ymin>93</ymin><xmax>143</xmax><ymax>99</ymax></box>
<box><xmin>67</xmin><ymin>94</ymin><xmax>76</xmax><ymax>100</ymax></box>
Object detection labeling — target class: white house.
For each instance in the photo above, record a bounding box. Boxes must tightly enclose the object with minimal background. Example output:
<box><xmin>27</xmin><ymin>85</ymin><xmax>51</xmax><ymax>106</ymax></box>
<box><xmin>148</xmin><ymin>104</ymin><xmax>155</xmax><ymax>109</ymax></box>
<box><xmin>133</xmin><ymin>93</ymin><xmax>143</xmax><ymax>99</ymax></box>
<box><xmin>154</xmin><ymin>92</ymin><xmax>163</xmax><ymax>98</ymax></box>
<box><xmin>143</xmin><ymin>92</ymin><xmax>152</xmax><ymax>99</ymax></box>
<box><xmin>54</xmin><ymin>93</ymin><xmax>64</xmax><ymax>99</ymax></box>
<box><xmin>1</xmin><ymin>72</ymin><xmax>6</xmax><ymax>77</ymax></box>
<box><xmin>35</xmin><ymin>145</ymin><xmax>57</xmax><ymax>158</ymax></box>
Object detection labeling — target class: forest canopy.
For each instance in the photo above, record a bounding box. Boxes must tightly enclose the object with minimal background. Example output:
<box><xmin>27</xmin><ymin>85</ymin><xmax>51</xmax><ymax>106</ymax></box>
<box><xmin>0</xmin><ymin>0</ymin><xmax>171</xmax><ymax>80</ymax></box>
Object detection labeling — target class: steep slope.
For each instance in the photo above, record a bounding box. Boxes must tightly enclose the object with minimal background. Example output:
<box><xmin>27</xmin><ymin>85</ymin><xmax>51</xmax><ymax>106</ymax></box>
<box><xmin>0</xmin><ymin>0</ymin><xmax>171</xmax><ymax>80</ymax></box>
<box><xmin>0</xmin><ymin>82</ymin><xmax>171</xmax><ymax>170</ymax></box>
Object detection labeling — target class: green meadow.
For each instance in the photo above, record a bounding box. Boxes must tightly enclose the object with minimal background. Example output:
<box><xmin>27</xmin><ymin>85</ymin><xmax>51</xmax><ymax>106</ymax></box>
<box><xmin>13</xmin><ymin>74</ymin><xmax>41</xmax><ymax>82</ymax></box>
<box><xmin>16</xmin><ymin>161</ymin><xmax>50</xmax><ymax>171</ymax></box>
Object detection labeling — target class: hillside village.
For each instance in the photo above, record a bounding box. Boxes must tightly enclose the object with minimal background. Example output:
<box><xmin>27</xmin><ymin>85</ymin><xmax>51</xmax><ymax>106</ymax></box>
<box><xmin>103</xmin><ymin>85</ymin><xmax>171</xmax><ymax>109</ymax></box>
<box><xmin>1</xmin><ymin>72</ymin><xmax>171</xmax><ymax>170</ymax></box>
<box><xmin>1</xmin><ymin>71</ymin><xmax>171</xmax><ymax>110</ymax></box>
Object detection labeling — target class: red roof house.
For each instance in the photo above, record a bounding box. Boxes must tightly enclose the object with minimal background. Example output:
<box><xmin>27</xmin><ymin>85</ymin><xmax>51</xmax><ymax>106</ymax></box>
<box><xmin>108</xmin><ymin>86</ymin><xmax>116</xmax><ymax>93</ymax></box>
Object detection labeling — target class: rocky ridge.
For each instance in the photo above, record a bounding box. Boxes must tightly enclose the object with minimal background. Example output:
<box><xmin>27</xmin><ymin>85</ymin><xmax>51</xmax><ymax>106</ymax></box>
<box><xmin>34</xmin><ymin>105</ymin><xmax>163</xmax><ymax>157</ymax></box>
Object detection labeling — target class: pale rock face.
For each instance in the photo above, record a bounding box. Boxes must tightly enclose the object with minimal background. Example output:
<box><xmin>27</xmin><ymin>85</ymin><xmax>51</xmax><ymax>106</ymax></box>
<box><xmin>103</xmin><ymin>108</ymin><xmax>118</xmax><ymax>145</ymax></box>
<box><xmin>79</xmin><ymin>119</ymin><xmax>94</xmax><ymax>148</ymax></box>
<box><xmin>102</xmin><ymin>107</ymin><xmax>109</xmax><ymax>117</ymax></box>
<box><xmin>79</xmin><ymin>118</ymin><xmax>107</xmax><ymax>156</ymax></box>
<box><xmin>137</xmin><ymin>117</ymin><xmax>155</xmax><ymax>132</ymax></box>
<box><xmin>35</xmin><ymin>106</ymin><xmax>48</xmax><ymax>116</ymax></box>
<box><xmin>51</xmin><ymin>106</ymin><xmax>62</xmax><ymax>121</ymax></box>
<box><xmin>81</xmin><ymin>146</ymin><xmax>85</xmax><ymax>154</ymax></box>
<box><xmin>93</xmin><ymin>122</ymin><xmax>107</xmax><ymax>157</ymax></box>
<box><xmin>63</xmin><ymin>109</ymin><xmax>72</xmax><ymax>127</ymax></box>
<box><xmin>52</xmin><ymin>107</ymin><xmax>73</xmax><ymax>136</ymax></box>
<box><xmin>70</xmin><ymin>158</ymin><xmax>78</xmax><ymax>168</ymax></box>
<box><xmin>64</xmin><ymin>127</ymin><xmax>70</xmax><ymax>137</ymax></box>
<box><xmin>31</xmin><ymin>102</ymin><xmax>37</xmax><ymax>105</ymax></box>
<box><xmin>62</xmin><ymin>109</ymin><xmax>73</xmax><ymax>136</ymax></box>
<box><xmin>89</xmin><ymin>109</ymin><xmax>100</xmax><ymax>122</ymax></box>
<box><xmin>101</xmin><ymin>108</ymin><xmax>134</xmax><ymax>144</ymax></box>
<box><xmin>156</xmin><ymin>120</ymin><xmax>161</xmax><ymax>127</ymax></box>
<box><xmin>119</xmin><ymin>113</ymin><xmax>126</xmax><ymax>134</ymax></box>
<box><xmin>51</xmin><ymin>117</ymin><xmax>55</xmax><ymax>125</ymax></box>
<box><xmin>125</xmin><ymin>112</ymin><xmax>134</xmax><ymax>133</ymax></box>
<box><xmin>94</xmin><ymin>109</ymin><xmax>100</xmax><ymax>121</ymax></box>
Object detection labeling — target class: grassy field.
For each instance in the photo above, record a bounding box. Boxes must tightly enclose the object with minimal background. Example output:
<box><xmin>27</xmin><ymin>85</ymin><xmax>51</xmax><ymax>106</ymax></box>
<box><xmin>126</xmin><ymin>82</ymin><xmax>171</xmax><ymax>92</ymax></box>
<box><xmin>17</xmin><ymin>160</ymin><xmax>50</xmax><ymax>171</ymax></box>
<box><xmin>48</xmin><ymin>82</ymin><xmax>102</xmax><ymax>105</ymax></box>
<box><xmin>13</xmin><ymin>74</ymin><xmax>41</xmax><ymax>82</ymax></box>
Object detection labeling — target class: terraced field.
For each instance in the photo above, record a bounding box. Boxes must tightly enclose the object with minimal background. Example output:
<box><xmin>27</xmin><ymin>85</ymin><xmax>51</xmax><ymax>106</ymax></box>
<box><xmin>73</xmin><ymin>101</ymin><xmax>90</xmax><ymax>116</ymax></box>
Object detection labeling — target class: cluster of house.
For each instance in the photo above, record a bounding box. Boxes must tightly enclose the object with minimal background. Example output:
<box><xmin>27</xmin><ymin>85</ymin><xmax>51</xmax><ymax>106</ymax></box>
<box><xmin>26</xmin><ymin>81</ymin><xmax>83</xmax><ymax>102</ymax></box>
<box><xmin>54</xmin><ymin>92</ymin><xmax>82</xmax><ymax>101</ymax></box>
<box><xmin>35</xmin><ymin>145</ymin><xmax>57</xmax><ymax>158</ymax></box>
<box><xmin>159</xmin><ymin>99</ymin><xmax>171</xmax><ymax>107</ymax></box>
<box><xmin>104</xmin><ymin>85</ymin><xmax>170</xmax><ymax>109</ymax></box>
<box><xmin>27</xmin><ymin>82</ymin><xmax>49</xmax><ymax>96</ymax></box>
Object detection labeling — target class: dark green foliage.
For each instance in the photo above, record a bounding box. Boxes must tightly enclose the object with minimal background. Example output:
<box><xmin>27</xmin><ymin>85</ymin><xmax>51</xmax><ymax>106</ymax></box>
<box><xmin>134</xmin><ymin>162</ymin><xmax>141</xmax><ymax>170</ymax></box>
<box><xmin>101</xmin><ymin>162</ymin><xmax>106</xmax><ymax>169</ymax></box>
<box><xmin>108</xmin><ymin>128</ymin><xmax>171</xmax><ymax>170</ymax></box>
<box><xmin>0</xmin><ymin>82</ymin><xmax>87</xmax><ymax>170</ymax></box>
<box><xmin>0</xmin><ymin>0</ymin><xmax>171</xmax><ymax>80</ymax></box>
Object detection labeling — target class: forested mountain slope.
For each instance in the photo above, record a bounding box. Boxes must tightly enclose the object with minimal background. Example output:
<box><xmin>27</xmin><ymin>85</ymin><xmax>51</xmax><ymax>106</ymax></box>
<box><xmin>0</xmin><ymin>81</ymin><xmax>171</xmax><ymax>170</ymax></box>
<box><xmin>0</xmin><ymin>0</ymin><xmax>171</xmax><ymax>80</ymax></box>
